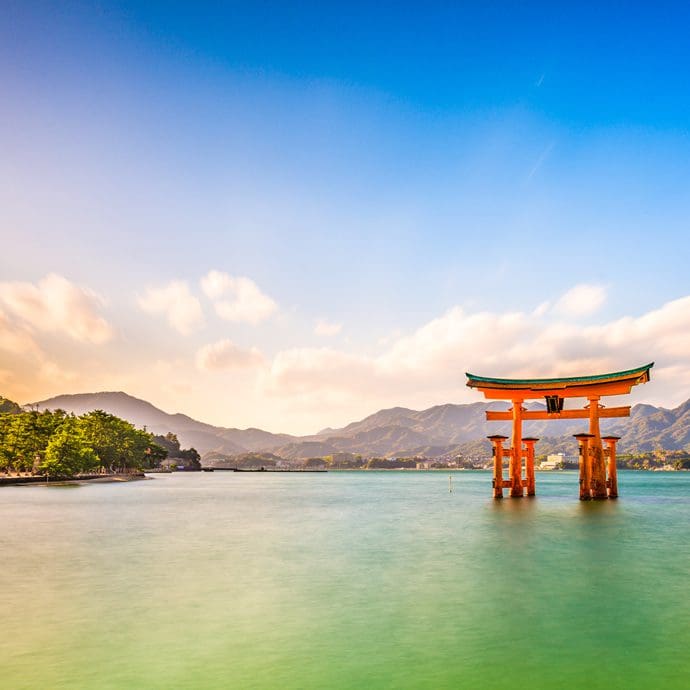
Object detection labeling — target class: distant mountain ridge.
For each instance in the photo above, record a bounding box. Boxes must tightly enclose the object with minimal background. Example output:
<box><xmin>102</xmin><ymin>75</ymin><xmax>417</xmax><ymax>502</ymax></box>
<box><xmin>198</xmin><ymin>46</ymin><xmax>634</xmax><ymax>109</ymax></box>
<box><xmin>32</xmin><ymin>391</ymin><xmax>690</xmax><ymax>459</ymax></box>
<box><xmin>33</xmin><ymin>392</ymin><xmax>297</xmax><ymax>455</ymax></box>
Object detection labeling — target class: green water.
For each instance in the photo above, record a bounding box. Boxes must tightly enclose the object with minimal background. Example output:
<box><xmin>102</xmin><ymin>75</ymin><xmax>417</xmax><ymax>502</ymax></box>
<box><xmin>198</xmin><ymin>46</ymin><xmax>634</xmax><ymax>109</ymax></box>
<box><xmin>1</xmin><ymin>471</ymin><xmax>689</xmax><ymax>689</ymax></box>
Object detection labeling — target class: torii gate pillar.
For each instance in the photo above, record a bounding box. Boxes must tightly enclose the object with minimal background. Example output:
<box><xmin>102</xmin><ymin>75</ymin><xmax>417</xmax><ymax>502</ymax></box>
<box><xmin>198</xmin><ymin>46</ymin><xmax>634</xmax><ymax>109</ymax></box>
<box><xmin>509</xmin><ymin>401</ymin><xmax>524</xmax><ymax>497</ymax></box>
<box><xmin>587</xmin><ymin>396</ymin><xmax>608</xmax><ymax>499</ymax></box>
<box><xmin>522</xmin><ymin>437</ymin><xmax>538</xmax><ymax>496</ymax></box>
<box><xmin>488</xmin><ymin>435</ymin><xmax>508</xmax><ymax>499</ymax></box>
<box><xmin>574</xmin><ymin>433</ymin><xmax>594</xmax><ymax>500</ymax></box>
<box><xmin>603</xmin><ymin>436</ymin><xmax>621</xmax><ymax>498</ymax></box>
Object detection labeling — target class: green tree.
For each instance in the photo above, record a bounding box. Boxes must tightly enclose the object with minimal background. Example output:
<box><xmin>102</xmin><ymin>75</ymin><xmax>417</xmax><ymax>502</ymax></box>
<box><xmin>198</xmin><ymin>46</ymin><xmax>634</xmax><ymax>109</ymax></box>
<box><xmin>177</xmin><ymin>447</ymin><xmax>201</xmax><ymax>470</ymax></box>
<box><xmin>78</xmin><ymin>410</ymin><xmax>125</xmax><ymax>469</ymax></box>
<box><xmin>40</xmin><ymin>418</ymin><xmax>98</xmax><ymax>477</ymax></box>
<box><xmin>303</xmin><ymin>457</ymin><xmax>326</xmax><ymax>469</ymax></box>
<box><xmin>0</xmin><ymin>406</ymin><xmax>163</xmax><ymax>476</ymax></box>
<box><xmin>153</xmin><ymin>432</ymin><xmax>181</xmax><ymax>456</ymax></box>
<box><xmin>79</xmin><ymin>410</ymin><xmax>159</xmax><ymax>471</ymax></box>
<box><xmin>0</xmin><ymin>396</ymin><xmax>22</xmax><ymax>414</ymax></box>
<box><xmin>144</xmin><ymin>442</ymin><xmax>168</xmax><ymax>468</ymax></box>
<box><xmin>0</xmin><ymin>410</ymin><xmax>67</xmax><ymax>473</ymax></box>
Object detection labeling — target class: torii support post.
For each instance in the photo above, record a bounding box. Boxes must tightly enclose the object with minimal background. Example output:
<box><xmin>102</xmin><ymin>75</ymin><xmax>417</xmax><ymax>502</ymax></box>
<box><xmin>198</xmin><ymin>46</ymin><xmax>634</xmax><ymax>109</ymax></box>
<box><xmin>488</xmin><ymin>435</ymin><xmax>508</xmax><ymax>499</ymax></box>
<box><xmin>510</xmin><ymin>401</ymin><xmax>524</xmax><ymax>497</ymax></box>
<box><xmin>603</xmin><ymin>435</ymin><xmax>621</xmax><ymax>499</ymax></box>
<box><xmin>574</xmin><ymin>433</ymin><xmax>594</xmax><ymax>500</ymax></box>
<box><xmin>522</xmin><ymin>437</ymin><xmax>538</xmax><ymax>496</ymax></box>
<box><xmin>588</xmin><ymin>397</ymin><xmax>608</xmax><ymax>499</ymax></box>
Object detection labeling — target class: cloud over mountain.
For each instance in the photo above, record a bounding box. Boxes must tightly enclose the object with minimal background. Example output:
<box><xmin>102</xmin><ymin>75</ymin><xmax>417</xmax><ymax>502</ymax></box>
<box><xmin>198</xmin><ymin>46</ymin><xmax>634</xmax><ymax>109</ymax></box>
<box><xmin>196</xmin><ymin>339</ymin><xmax>264</xmax><ymax>371</ymax></box>
<box><xmin>262</xmin><ymin>291</ymin><xmax>690</xmax><ymax>412</ymax></box>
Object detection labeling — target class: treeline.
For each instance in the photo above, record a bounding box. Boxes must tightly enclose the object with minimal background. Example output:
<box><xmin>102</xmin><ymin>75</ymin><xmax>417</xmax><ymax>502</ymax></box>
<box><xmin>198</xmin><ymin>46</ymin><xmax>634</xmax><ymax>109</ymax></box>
<box><xmin>616</xmin><ymin>451</ymin><xmax>690</xmax><ymax>470</ymax></box>
<box><xmin>153</xmin><ymin>432</ymin><xmax>201</xmax><ymax>470</ymax></box>
<box><xmin>203</xmin><ymin>451</ymin><xmax>477</xmax><ymax>470</ymax></box>
<box><xmin>301</xmin><ymin>454</ymin><xmax>410</xmax><ymax>469</ymax></box>
<box><xmin>0</xmin><ymin>402</ymin><xmax>169</xmax><ymax>477</ymax></box>
<box><xmin>203</xmin><ymin>452</ymin><xmax>281</xmax><ymax>470</ymax></box>
<box><xmin>203</xmin><ymin>452</ymin><xmax>423</xmax><ymax>470</ymax></box>
<box><xmin>304</xmin><ymin>456</ymin><xmax>432</xmax><ymax>469</ymax></box>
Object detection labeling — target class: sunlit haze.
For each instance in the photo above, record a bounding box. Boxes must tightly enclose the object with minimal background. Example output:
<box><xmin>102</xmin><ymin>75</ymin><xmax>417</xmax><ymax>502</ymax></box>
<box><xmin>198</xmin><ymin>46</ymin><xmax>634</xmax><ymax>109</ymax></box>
<box><xmin>2</xmin><ymin>2</ymin><xmax>690</xmax><ymax>433</ymax></box>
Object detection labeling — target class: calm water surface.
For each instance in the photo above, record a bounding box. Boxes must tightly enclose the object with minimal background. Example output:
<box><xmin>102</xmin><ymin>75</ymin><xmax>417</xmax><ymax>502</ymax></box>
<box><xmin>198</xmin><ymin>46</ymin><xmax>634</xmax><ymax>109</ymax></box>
<box><xmin>1</xmin><ymin>471</ymin><xmax>689</xmax><ymax>689</ymax></box>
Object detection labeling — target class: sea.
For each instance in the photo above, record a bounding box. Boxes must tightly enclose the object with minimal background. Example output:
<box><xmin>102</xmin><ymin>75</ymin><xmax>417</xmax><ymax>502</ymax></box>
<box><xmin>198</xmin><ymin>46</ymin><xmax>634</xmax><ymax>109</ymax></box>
<box><xmin>1</xmin><ymin>470</ymin><xmax>688</xmax><ymax>689</ymax></box>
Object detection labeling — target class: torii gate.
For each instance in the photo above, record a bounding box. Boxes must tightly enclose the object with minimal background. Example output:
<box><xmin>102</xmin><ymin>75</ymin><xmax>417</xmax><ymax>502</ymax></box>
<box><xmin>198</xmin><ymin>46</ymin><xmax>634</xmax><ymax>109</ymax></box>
<box><xmin>465</xmin><ymin>363</ymin><xmax>653</xmax><ymax>500</ymax></box>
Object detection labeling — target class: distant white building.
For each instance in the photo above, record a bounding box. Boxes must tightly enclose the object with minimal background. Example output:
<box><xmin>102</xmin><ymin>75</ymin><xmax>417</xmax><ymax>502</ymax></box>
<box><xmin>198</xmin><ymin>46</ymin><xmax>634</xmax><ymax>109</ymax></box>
<box><xmin>541</xmin><ymin>452</ymin><xmax>578</xmax><ymax>470</ymax></box>
<box><xmin>541</xmin><ymin>453</ymin><xmax>565</xmax><ymax>470</ymax></box>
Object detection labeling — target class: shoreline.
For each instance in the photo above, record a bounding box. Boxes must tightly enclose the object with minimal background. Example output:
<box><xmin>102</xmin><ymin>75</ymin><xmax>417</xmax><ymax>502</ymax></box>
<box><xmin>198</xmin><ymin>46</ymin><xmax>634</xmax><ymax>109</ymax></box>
<box><xmin>3</xmin><ymin>468</ymin><xmax>684</xmax><ymax>487</ymax></box>
<box><xmin>0</xmin><ymin>473</ymin><xmax>147</xmax><ymax>487</ymax></box>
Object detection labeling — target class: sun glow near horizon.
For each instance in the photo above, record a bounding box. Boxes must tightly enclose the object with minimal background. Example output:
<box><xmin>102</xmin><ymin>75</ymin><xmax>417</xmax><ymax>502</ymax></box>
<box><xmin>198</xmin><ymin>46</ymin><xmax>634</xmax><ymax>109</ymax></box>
<box><xmin>0</xmin><ymin>269</ymin><xmax>685</xmax><ymax>434</ymax></box>
<box><xmin>2</xmin><ymin>3</ymin><xmax>690</xmax><ymax>434</ymax></box>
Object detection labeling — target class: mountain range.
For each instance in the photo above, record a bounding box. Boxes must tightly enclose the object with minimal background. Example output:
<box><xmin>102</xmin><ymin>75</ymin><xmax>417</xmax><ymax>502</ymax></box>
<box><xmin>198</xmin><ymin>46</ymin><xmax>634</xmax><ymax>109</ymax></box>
<box><xmin>33</xmin><ymin>391</ymin><xmax>690</xmax><ymax>459</ymax></box>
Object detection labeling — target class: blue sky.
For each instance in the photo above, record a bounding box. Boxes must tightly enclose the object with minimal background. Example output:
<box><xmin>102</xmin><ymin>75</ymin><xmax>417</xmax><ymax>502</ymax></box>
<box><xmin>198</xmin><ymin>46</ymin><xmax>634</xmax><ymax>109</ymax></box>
<box><xmin>1</xmin><ymin>2</ymin><xmax>690</xmax><ymax>432</ymax></box>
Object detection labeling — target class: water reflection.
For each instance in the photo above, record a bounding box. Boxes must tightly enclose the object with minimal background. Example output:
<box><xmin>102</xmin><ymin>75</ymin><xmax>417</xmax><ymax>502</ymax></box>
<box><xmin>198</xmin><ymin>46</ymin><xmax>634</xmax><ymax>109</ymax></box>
<box><xmin>488</xmin><ymin>495</ymin><xmax>539</xmax><ymax>520</ymax></box>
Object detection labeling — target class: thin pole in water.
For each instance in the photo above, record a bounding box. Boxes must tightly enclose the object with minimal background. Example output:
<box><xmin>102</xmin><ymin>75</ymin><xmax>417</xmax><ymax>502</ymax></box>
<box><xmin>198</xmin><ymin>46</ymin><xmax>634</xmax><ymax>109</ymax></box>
<box><xmin>449</xmin><ymin>474</ymin><xmax>453</xmax><ymax>493</ymax></box>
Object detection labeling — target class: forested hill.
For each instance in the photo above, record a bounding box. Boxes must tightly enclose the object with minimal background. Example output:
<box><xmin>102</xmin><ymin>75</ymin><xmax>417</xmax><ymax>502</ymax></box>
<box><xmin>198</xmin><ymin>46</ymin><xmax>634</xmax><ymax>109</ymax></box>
<box><xmin>30</xmin><ymin>391</ymin><xmax>690</xmax><ymax>458</ymax></box>
<box><xmin>33</xmin><ymin>392</ymin><xmax>297</xmax><ymax>456</ymax></box>
<box><xmin>0</xmin><ymin>396</ymin><xmax>22</xmax><ymax>414</ymax></box>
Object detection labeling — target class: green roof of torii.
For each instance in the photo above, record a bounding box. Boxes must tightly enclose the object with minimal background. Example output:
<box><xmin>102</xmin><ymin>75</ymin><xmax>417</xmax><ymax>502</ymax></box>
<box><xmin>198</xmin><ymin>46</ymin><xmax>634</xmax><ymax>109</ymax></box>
<box><xmin>466</xmin><ymin>362</ymin><xmax>654</xmax><ymax>389</ymax></box>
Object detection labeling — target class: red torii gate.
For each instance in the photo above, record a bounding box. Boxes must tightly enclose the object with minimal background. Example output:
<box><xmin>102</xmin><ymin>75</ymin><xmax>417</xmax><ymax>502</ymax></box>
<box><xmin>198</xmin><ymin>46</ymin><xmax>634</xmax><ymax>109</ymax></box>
<box><xmin>465</xmin><ymin>363</ymin><xmax>654</xmax><ymax>500</ymax></box>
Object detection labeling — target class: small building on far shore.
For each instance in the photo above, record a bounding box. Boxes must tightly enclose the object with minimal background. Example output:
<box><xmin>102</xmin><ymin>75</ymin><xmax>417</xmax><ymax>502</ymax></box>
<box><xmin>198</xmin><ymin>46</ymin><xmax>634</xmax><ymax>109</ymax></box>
<box><xmin>541</xmin><ymin>453</ymin><xmax>565</xmax><ymax>470</ymax></box>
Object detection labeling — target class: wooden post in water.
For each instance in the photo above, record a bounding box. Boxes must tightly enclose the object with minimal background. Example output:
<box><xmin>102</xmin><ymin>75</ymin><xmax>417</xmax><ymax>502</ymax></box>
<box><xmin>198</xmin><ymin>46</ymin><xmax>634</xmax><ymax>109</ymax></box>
<box><xmin>522</xmin><ymin>437</ymin><xmax>538</xmax><ymax>496</ymax></box>
<box><xmin>488</xmin><ymin>435</ymin><xmax>508</xmax><ymax>499</ymax></box>
<box><xmin>574</xmin><ymin>433</ymin><xmax>594</xmax><ymax>500</ymax></box>
<box><xmin>602</xmin><ymin>435</ymin><xmax>621</xmax><ymax>499</ymax></box>
<box><xmin>587</xmin><ymin>397</ymin><xmax>608</xmax><ymax>499</ymax></box>
<box><xmin>510</xmin><ymin>401</ymin><xmax>524</xmax><ymax>497</ymax></box>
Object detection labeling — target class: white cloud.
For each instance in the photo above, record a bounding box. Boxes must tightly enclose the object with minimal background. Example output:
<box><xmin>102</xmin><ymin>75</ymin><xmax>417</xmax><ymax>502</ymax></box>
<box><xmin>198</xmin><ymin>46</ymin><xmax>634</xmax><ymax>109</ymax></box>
<box><xmin>262</xmin><ymin>290</ymin><xmax>690</xmax><ymax>410</ymax></box>
<box><xmin>0</xmin><ymin>302</ymin><xmax>81</xmax><ymax>399</ymax></box>
<box><xmin>0</xmin><ymin>273</ymin><xmax>113</xmax><ymax>344</ymax></box>
<box><xmin>532</xmin><ymin>301</ymin><xmax>550</xmax><ymax>317</ymax></box>
<box><xmin>554</xmin><ymin>283</ymin><xmax>607</xmax><ymax>317</ymax></box>
<box><xmin>138</xmin><ymin>281</ymin><xmax>203</xmax><ymax>335</ymax></box>
<box><xmin>267</xmin><ymin>347</ymin><xmax>371</xmax><ymax>394</ymax></box>
<box><xmin>37</xmin><ymin>359</ymin><xmax>79</xmax><ymax>386</ymax></box>
<box><xmin>201</xmin><ymin>270</ymin><xmax>277</xmax><ymax>324</ymax></box>
<box><xmin>0</xmin><ymin>307</ymin><xmax>43</xmax><ymax>357</ymax></box>
<box><xmin>196</xmin><ymin>339</ymin><xmax>264</xmax><ymax>371</ymax></box>
<box><xmin>314</xmin><ymin>319</ymin><xmax>342</xmax><ymax>337</ymax></box>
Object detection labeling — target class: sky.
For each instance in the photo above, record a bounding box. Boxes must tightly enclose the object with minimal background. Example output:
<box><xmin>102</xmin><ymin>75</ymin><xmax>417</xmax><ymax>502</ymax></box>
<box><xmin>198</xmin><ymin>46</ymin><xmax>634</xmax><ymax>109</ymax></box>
<box><xmin>1</xmin><ymin>1</ymin><xmax>690</xmax><ymax>434</ymax></box>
